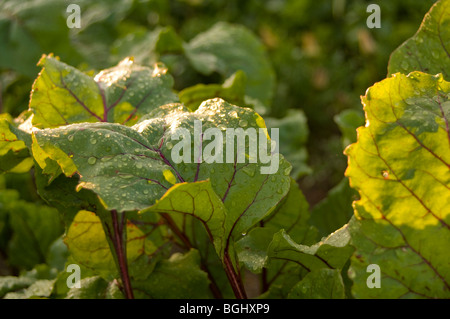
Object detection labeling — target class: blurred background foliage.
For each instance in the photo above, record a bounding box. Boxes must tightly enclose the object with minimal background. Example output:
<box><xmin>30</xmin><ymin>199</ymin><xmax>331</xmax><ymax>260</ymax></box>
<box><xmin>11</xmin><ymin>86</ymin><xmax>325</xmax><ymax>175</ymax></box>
<box><xmin>0</xmin><ymin>0</ymin><xmax>437</xmax><ymax>276</ymax></box>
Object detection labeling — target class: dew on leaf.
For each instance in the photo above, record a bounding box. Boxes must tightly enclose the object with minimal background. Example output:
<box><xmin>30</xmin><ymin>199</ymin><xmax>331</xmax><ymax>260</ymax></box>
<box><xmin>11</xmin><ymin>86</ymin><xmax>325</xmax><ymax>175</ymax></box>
<box><xmin>401</xmin><ymin>61</ymin><xmax>409</xmax><ymax>70</ymax></box>
<box><xmin>119</xmin><ymin>174</ymin><xmax>134</xmax><ymax>179</ymax></box>
<box><xmin>239</xmin><ymin>120</ymin><xmax>248</xmax><ymax>127</ymax></box>
<box><xmin>228</xmin><ymin>111</ymin><xmax>238</xmax><ymax>118</ymax></box>
<box><xmin>242</xmin><ymin>165</ymin><xmax>255</xmax><ymax>177</ymax></box>
<box><xmin>431</xmin><ymin>51</ymin><xmax>439</xmax><ymax>59</ymax></box>
<box><xmin>284</xmin><ymin>167</ymin><xmax>291</xmax><ymax>176</ymax></box>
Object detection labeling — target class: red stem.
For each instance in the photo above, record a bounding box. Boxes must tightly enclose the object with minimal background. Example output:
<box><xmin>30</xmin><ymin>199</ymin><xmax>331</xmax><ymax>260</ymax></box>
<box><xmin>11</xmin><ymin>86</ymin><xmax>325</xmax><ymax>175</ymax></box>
<box><xmin>223</xmin><ymin>250</ymin><xmax>247</xmax><ymax>299</ymax></box>
<box><xmin>111</xmin><ymin>210</ymin><xmax>134</xmax><ymax>299</ymax></box>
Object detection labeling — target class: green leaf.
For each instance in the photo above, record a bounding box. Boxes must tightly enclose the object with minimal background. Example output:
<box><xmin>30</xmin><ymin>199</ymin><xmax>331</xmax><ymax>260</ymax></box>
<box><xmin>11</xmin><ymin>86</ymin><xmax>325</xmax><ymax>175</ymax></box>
<box><xmin>30</xmin><ymin>55</ymin><xmax>179</xmax><ymax>128</ymax></box>
<box><xmin>143</xmin><ymin>181</ymin><xmax>228</xmax><ymax>258</ymax></box>
<box><xmin>345</xmin><ymin>72</ymin><xmax>450</xmax><ymax>298</ymax></box>
<box><xmin>3</xmin><ymin>279</ymin><xmax>55</xmax><ymax>299</ymax></box>
<box><xmin>0</xmin><ymin>0</ymin><xmax>79</xmax><ymax>77</ymax></box>
<box><xmin>268</xmin><ymin>225</ymin><xmax>354</xmax><ymax>273</ymax></box>
<box><xmin>64</xmin><ymin>210</ymin><xmax>167</xmax><ymax>281</ymax></box>
<box><xmin>334</xmin><ymin>109</ymin><xmax>365</xmax><ymax>149</ymax></box>
<box><xmin>131</xmin><ymin>249</ymin><xmax>212</xmax><ymax>299</ymax></box>
<box><xmin>0</xmin><ymin>189</ymin><xmax>64</xmax><ymax>269</ymax></box>
<box><xmin>0</xmin><ymin>114</ymin><xmax>33</xmax><ymax>173</ymax></box>
<box><xmin>0</xmin><ymin>276</ymin><xmax>35</xmax><ymax>298</ymax></box>
<box><xmin>259</xmin><ymin>225</ymin><xmax>352</xmax><ymax>299</ymax></box>
<box><xmin>287</xmin><ymin>269</ymin><xmax>346</xmax><ymax>299</ymax></box>
<box><xmin>112</xmin><ymin>26</ymin><xmax>184</xmax><ymax>67</ymax></box>
<box><xmin>46</xmin><ymin>237</ymin><xmax>68</xmax><ymax>271</ymax></box>
<box><xmin>388</xmin><ymin>0</ymin><xmax>450</xmax><ymax>80</ymax></box>
<box><xmin>235</xmin><ymin>227</ymin><xmax>273</xmax><ymax>274</ymax></box>
<box><xmin>34</xmin><ymin>98</ymin><xmax>291</xmax><ymax>217</ymax></box>
<box><xmin>34</xmin><ymin>164</ymin><xmax>105</xmax><ymax>227</ymax></box>
<box><xmin>179</xmin><ymin>70</ymin><xmax>248</xmax><ymax>111</ymax></box>
<box><xmin>65</xmin><ymin>276</ymin><xmax>124</xmax><ymax>299</ymax></box>
<box><xmin>264</xmin><ymin>110</ymin><xmax>311</xmax><ymax>179</ymax></box>
<box><xmin>310</xmin><ymin>177</ymin><xmax>357</xmax><ymax>238</ymax></box>
<box><xmin>185</xmin><ymin>22</ymin><xmax>275</xmax><ymax>106</ymax></box>
<box><xmin>235</xmin><ymin>178</ymin><xmax>316</xmax><ymax>274</ymax></box>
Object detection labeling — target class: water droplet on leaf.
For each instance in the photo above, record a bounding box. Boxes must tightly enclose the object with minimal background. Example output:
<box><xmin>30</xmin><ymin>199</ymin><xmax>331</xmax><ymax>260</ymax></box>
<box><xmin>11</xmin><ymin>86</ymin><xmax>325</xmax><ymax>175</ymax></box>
<box><xmin>239</xmin><ymin>120</ymin><xmax>248</xmax><ymax>127</ymax></box>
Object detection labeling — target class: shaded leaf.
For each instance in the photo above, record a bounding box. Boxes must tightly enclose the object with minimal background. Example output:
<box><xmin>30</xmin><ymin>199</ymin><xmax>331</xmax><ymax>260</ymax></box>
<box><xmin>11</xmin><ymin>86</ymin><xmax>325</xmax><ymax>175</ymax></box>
<box><xmin>267</xmin><ymin>226</ymin><xmax>354</xmax><ymax>274</ymax></box>
<box><xmin>310</xmin><ymin>177</ymin><xmax>357</xmax><ymax>238</ymax></box>
<box><xmin>334</xmin><ymin>109</ymin><xmax>365</xmax><ymax>149</ymax></box>
<box><xmin>112</xmin><ymin>26</ymin><xmax>184</xmax><ymax>67</ymax></box>
<box><xmin>264</xmin><ymin>110</ymin><xmax>311</xmax><ymax>178</ymax></box>
<box><xmin>131</xmin><ymin>249</ymin><xmax>212</xmax><ymax>299</ymax></box>
<box><xmin>185</xmin><ymin>22</ymin><xmax>275</xmax><ymax>106</ymax></box>
<box><xmin>236</xmin><ymin>178</ymin><xmax>316</xmax><ymax>273</ymax></box>
<box><xmin>0</xmin><ymin>189</ymin><xmax>63</xmax><ymax>269</ymax></box>
<box><xmin>287</xmin><ymin>269</ymin><xmax>346</xmax><ymax>299</ymax></box>
<box><xmin>179</xmin><ymin>71</ymin><xmax>248</xmax><ymax>111</ymax></box>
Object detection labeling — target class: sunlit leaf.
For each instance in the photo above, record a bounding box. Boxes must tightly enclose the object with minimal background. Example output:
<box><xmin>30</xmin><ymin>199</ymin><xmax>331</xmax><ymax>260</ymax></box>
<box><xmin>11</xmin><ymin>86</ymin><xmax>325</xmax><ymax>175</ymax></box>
<box><xmin>30</xmin><ymin>55</ymin><xmax>179</xmax><ymax>128</ymax></box>
<box><xmin>345</xmin><ymin>72</ymin><xmax>450</xmax><ymax>298</ymax></box>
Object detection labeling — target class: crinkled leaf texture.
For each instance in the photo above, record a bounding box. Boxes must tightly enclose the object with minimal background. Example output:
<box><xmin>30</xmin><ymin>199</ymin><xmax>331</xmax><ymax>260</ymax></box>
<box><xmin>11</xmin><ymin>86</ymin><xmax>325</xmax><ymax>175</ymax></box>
<box><xmin>30</xmin><ymin>55</ymin><xmax>179</xmax><ymax>128</ymax></box>
<box><xmin>345</xmin><ymin>72</ymin><xmax>450</xmax><ymax>298</ymax></box>
<box><xmin>388</xmin><ymin>0</ymin><xmax>450</xmax><ymax>80</ymax></box>
<box><xmin>34</xmin><ymin>98</ymin><xmax>291</xmax><ymax>263</ymax></box>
